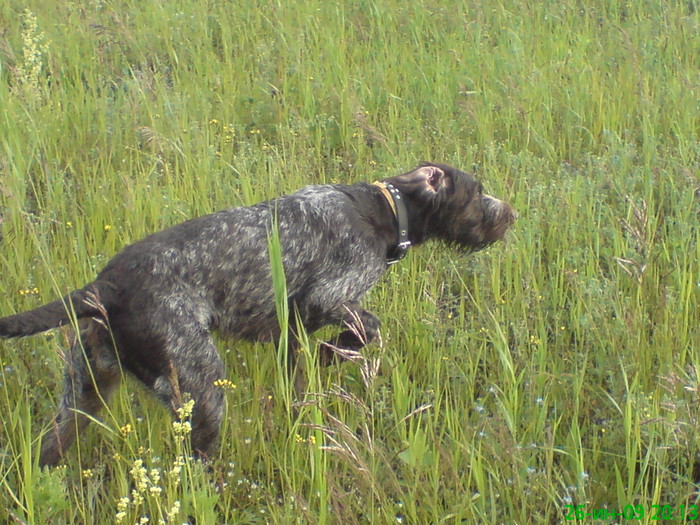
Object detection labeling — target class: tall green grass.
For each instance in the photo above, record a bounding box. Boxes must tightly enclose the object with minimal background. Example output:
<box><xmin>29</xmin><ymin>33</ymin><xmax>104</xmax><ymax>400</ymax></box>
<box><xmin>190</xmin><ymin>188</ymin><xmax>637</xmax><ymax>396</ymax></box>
<box><xmin>0</xmin><ymin>0</ymin><xmax>698</xmax><ymax>522</ymax></box>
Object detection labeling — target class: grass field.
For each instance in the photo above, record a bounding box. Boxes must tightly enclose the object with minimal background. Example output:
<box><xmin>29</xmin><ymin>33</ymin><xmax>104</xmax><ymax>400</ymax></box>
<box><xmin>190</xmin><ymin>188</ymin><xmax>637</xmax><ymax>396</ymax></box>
<box><xmin>0</xmin><ymin>0</ymin><xmax>698</xmax><ymax>523</ymax></box>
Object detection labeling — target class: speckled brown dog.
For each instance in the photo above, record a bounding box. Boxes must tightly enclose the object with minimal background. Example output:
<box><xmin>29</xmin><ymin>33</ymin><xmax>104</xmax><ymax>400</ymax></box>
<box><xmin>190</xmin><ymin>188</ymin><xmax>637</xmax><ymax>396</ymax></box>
<box><xmin>0</xmin><ymin>163</ymin><xmax>515</xmax><ymax>466</ymax></box>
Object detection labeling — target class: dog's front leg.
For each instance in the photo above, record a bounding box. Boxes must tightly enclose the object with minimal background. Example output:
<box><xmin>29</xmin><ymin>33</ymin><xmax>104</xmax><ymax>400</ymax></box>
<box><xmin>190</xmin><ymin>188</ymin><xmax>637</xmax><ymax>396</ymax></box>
<box><xmin>274</xmin><ymin>324</ymin><xmax>309</xmax><ymax>400</ymax></box>
<box><xmin>281</xmin><ymin>305</ymin><xmax>380</xmax><ymax>398</ymax></box>
<box><xmin>319</xmin><ymin>304</ymin><xmax>381</xmax><ymax>366</ymax></box>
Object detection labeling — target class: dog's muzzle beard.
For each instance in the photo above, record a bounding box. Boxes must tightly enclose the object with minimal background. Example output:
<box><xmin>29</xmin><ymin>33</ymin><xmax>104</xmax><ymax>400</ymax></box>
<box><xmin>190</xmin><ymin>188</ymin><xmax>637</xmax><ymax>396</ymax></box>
<box><xmin>481</xmin><ymin>194</ymin><xmax>517</xmax><ymax>245</ymax></box>
<box><xmin>450</xmin><ymin>195</ymin><xmax>517</xmax><ymax>253</ymax></box>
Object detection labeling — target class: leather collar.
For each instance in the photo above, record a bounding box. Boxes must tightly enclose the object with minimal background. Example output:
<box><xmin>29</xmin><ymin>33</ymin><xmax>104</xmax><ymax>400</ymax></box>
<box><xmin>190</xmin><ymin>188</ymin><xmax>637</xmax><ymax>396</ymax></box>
<box><xmin>372</xmin><ymin>181</ymin><xmax>411</xmax><ymax>264</ymax></box>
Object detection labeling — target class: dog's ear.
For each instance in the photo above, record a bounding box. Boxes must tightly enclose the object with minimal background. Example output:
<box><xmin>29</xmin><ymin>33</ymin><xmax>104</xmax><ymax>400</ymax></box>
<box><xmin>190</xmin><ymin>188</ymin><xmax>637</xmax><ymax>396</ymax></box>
<box><xmin>415</xmin><ymin>165</ymin><xmax>447</xmax><ymax>193</ymax></box>
<box><xmin>388</xmin><ymin>164</ymin><xmax>450</xmax><ymax>198</ymax></box>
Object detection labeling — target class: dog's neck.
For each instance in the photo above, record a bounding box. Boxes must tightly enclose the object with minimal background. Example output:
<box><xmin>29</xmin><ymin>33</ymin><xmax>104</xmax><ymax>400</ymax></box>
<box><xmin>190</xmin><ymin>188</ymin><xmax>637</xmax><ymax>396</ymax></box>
<box><xmin>372</xmin><ymin>181</ymin><xmax>411</xmax><ymax>264</ymax></box>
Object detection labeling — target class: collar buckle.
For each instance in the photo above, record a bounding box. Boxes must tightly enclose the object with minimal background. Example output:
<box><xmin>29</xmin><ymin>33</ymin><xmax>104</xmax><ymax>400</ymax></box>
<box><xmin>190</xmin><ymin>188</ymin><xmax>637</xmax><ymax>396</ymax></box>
<box><xmin>387</xmin><ymin>240</ymin><xmax>411</xmax><ymax>265</ymax></box>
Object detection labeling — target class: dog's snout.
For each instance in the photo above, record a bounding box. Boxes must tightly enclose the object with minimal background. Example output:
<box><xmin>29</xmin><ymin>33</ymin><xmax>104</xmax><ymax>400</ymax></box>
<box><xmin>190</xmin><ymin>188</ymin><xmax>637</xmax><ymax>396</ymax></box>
<box><xmin>483</xmin><ymin>194</ymin><xmax>517</xmax><ymax>224</ymax></box>
<box><xmin>479</xmin><ymin>194</ymin><xmax>516</xmax><ymax>244</ymax></box>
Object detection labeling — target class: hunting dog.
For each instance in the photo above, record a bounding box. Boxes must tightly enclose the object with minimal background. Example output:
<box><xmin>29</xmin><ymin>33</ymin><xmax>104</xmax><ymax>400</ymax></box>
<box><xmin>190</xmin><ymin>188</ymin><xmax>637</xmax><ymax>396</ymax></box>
<box><xmin>0</xmin><ymin>163</ymin><xmax>515</xmax><ymax>466</ymax></box>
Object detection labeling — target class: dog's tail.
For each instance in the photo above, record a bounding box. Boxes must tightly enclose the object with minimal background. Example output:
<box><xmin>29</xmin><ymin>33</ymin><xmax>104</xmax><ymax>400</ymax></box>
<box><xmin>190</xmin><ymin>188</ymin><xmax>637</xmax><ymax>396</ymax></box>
<box><xmin>0</xmin><ymin>280</ymin><xmax>119</xmax><ymax>338</ymax></box>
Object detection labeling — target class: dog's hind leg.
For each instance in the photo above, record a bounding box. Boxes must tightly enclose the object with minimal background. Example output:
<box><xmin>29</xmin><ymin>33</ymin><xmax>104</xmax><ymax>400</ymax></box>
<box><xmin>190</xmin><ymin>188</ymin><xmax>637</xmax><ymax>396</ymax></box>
<box><xmin>150</xmin><ymin>329</ymin><xmax>226</xmax><ymax>461</ymax></box>
<box><xmin>40</xmin><ymin>321</ymin><xmax>121</xmax><ymax>467</ymax></box>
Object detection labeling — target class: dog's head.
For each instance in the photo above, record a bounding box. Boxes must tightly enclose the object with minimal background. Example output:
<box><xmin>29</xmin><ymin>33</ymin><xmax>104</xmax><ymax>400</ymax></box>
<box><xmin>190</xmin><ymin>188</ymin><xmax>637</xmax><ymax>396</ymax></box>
<box><xmin>384</xmin><ymin>163</ymin><xmax>516</xmax><ymax>251</ymax></box>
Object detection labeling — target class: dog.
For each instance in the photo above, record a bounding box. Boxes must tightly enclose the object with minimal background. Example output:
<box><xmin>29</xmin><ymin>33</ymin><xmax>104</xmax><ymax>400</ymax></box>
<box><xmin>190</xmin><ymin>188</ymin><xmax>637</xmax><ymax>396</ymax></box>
<box><xmin>0</xmin><ymin>163</ymin><xmax>515</xmax><ymax>466</ymax></box>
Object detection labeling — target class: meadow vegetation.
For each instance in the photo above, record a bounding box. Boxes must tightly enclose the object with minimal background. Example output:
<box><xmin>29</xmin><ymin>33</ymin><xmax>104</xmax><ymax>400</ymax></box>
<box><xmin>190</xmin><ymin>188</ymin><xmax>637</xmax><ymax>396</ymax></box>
<box><xmin>0</xmin><ymin>0</ymin><xmax>698</xmax><ymax>522</ymax></box>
